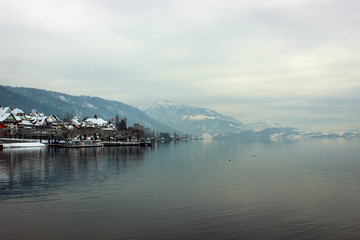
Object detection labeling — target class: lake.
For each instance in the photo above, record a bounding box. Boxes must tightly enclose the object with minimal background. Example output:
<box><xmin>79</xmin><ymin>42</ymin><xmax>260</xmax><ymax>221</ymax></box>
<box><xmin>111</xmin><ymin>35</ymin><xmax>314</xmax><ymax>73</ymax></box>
<box><xmin>1</xmin><ymin>139</ymin><xmax>360</xmax><ymax>240</ymax></box>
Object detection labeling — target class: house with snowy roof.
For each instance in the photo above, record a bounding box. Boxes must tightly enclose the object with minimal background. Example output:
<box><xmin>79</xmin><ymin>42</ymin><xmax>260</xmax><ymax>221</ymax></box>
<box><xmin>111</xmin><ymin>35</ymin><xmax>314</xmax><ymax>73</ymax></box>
<box><xmin>84</xmin><ymin>117</ymin><xmax>116</xmax><ymax>130</ymax></box>
<box><xmin>0</xmin><ymin>111</ymin><xmax>19</xmax><ymax>130</ymax></box>
<box><xmin>46</xmin><ymin>115</ymin><xmax>63</xmax><ymax>129</ymax></box>
<box><xmin>85</xmin><ymin>117</ymin><xmax>108</xmax><ymax>128</ymax></box>
<box><xmin>0</xmin><ymin>106</ymin><xmax>68</xmax><ymax>132</ymax></box>
<box><xmin>68</xmin><ymin>116</ymin><xmax>94</xmax><ymax>129</ymax></box>
<box><xmin>70</xmin><ymin>116</ymin><xmax>81</xmax><ymax>128</ymax></box>
<box><xmin>0</xmin><ymin>106</ymin><xmax>21</xmax><ymax>129</ymax></box>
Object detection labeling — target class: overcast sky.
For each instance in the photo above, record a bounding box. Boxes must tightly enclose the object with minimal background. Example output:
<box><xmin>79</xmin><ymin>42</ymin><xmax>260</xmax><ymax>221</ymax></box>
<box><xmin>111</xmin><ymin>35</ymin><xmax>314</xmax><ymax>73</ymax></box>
<box><xmin>1</xmin><ymin>0</ymin><xmax>359</xmax><ymax>131</ymax></box>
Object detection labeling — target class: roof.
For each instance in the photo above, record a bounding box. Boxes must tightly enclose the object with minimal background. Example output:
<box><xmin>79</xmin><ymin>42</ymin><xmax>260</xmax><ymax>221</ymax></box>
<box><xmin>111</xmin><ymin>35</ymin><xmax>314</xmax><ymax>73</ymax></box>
<box><xmin>0</xmin><ymin>113</ymin><xmax>11</xmax><ymax>122</ymax></box>
<box><xmin>0</xmin><ymin>106</ymin><xmax>11</xmax><ymax>116</ymax></box>
<box><xmin>85</xmin><ymin>118</ymin><xmax>107</xmax><ymax>126</ymax></box>
<box><xmin>71</xmin><ymin>117</ymin><xmax>81</xmax><ymax>126</ymax></box>
<box><xmin>33</xmin><ymin>117</ymin><xmax>47</xmax><ymax>126</ymax></box>
<box><xmin>11</xmin><ymin>108</ymin><xmax>24</xmax><ymax>115</ymax></box>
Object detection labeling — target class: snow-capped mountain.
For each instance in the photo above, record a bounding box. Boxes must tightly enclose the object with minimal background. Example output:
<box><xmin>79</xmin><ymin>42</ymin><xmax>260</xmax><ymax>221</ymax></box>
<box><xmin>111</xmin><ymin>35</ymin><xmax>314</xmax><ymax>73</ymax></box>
<box><xmin>140</xmin><ymin>100</ymin><xmax>249</xmax><ymax>136</ymax></box>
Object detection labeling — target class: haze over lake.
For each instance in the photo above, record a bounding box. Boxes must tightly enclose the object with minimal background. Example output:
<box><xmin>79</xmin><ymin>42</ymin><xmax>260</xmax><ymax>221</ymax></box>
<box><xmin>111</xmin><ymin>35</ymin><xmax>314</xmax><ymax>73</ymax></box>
<box><xmin>2</xmin><ymin>1</ymin><xmax>360</xmax><ymax>238</ymax></box>
<box><xmin>1</xmin><ymin>139</ymin><xmax>360</xmax><ymax>240</ymax></box>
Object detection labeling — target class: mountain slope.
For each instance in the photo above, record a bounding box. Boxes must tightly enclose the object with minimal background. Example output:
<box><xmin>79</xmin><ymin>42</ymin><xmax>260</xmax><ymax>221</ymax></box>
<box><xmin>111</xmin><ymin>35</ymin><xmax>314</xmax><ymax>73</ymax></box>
<box><xmin>140</xmin><ymin>100</ymin><xmax>249</xmax><ymax>136</ymax></box>
<box><xmin>0</xmin><ymin>85</ymin><xmax>174</xmax><ymax>132</ymax></box>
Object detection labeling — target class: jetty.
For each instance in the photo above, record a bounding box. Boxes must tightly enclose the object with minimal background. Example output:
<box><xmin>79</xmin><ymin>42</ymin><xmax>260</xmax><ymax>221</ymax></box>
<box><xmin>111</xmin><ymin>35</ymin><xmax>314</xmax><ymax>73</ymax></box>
<box><xmin>46</xmin><ymin>138</ymin><xmax>152</xmax><ymax>148</ymax></box>
<box><xmin>103</xmin><ymin>141</ymin><xmax>152</xmax><ymax>147</ymax></box>
<box><xmin>47</xmin><ymin>139</ymin><xmax>103</xmax><ymax>148</ymax></box>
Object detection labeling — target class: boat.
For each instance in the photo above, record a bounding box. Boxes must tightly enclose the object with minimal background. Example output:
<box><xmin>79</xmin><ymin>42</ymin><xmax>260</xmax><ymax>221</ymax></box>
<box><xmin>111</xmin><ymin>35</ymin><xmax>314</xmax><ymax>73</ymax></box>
<box><xmin>0</xmin><ymin>138</ymin><xmax>46</xmax><ymax>149</ymax></box>
<box><xmin>0</xmin><ymin>142</ymin><xmax>46</xmax><ymax>149</ymax></box>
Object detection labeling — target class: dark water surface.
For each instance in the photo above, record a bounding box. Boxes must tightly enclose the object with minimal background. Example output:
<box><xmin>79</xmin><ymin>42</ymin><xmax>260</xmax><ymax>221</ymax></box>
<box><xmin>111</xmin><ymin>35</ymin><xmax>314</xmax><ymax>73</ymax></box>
<box><xmin>1</xmin><ymin>139</ymin><xmax>360</xmax><ymax>240</ymax></box>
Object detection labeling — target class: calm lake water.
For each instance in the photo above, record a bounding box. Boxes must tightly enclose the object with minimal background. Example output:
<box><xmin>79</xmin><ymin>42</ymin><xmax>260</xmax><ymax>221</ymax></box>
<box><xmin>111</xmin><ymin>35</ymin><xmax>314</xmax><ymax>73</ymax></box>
<box><xmin>1</xmin><ymin>139</ymin><xmax>360</xmax><ymax>240</ymax></box>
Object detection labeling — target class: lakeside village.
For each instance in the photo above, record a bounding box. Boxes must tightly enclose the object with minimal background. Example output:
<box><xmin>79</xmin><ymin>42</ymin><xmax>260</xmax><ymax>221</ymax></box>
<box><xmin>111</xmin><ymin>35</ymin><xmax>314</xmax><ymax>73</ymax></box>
<box><xmin>0</xmin><ymin>106</ymin><xmax>197</xmax><ymax>149</ymax></box>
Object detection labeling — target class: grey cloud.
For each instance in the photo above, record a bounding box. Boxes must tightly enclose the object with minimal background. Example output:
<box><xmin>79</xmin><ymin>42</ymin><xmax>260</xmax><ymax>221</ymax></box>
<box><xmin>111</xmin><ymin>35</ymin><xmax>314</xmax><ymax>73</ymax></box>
<box><xmin>1</xmin><ymin>0</ymin><xmax>360</xmax><ymax>131</ymax></box>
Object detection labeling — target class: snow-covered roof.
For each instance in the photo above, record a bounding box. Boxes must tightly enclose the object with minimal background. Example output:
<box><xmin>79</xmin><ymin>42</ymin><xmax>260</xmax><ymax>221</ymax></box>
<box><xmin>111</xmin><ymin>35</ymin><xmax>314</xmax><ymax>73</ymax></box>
<box><xmin>71</xmin><ymin>117</ymin><xmax>81</xmax><ymax>126</ymax></box>
<box><xmin>14</xmin><ymin>115</ymin><xmax>22</xmax><ymax>122</ymax></box>
<box><xmin>11</xmin><ymin>108</ymin><xmax>24</xmax><ymax>115</ymax></box>
<box><xmin>51</xmin><ymin>115</ymin><xmax>61</xmax><ymax>121</ymax></box>
<box><xmin>47</xmin><ymin>115</ymin><xmax>60</xmax><ymax>122</ymax></box>
<box><xmin>34</xmin><ymin>117</ymin><xmax>47</xmax><ymax>126</ymax></box>
<box><xmin>85</xmin><ymin>118</ymin><xmax>107</xmax><ymax>126</ymax></box>
<box><xmin>0</xmin><ymin>106</ymin><xmax>11</xmax><ymax>116</ymax></box>
<box><xmin>0</xmin><ymin>113</ymin><xmax>11</xmax><ymax>122</ymax></box>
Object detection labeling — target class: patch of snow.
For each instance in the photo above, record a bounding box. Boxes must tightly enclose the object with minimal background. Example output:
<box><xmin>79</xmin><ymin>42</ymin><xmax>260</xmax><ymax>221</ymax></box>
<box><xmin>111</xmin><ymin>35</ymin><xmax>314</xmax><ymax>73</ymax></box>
<box><xmin>229</xmin><ymin>123</ymin><xmax>243</xmax><ymax>128</ymax></box>
<box><xmin>59</xmin><ymin>95</ymin><xmax>66</xmax><ymax>101</ymax></box>
<box><xmin>182</xmin><ymin>115</ymin><xmax>217</xmax><ymax>121</ymax></box>
<box><xmin>86</xmin><ymin>103</ymin><xmax>95</xmax><ymax>108</ymax></box>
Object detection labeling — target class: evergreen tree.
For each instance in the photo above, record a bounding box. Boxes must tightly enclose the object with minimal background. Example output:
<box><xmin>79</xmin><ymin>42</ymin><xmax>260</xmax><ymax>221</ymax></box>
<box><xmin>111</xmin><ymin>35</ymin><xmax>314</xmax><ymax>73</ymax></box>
<box><xmin>115</xmin><ymin>114</ymin><xmax>120</xmax><ymax>127</ymax></box>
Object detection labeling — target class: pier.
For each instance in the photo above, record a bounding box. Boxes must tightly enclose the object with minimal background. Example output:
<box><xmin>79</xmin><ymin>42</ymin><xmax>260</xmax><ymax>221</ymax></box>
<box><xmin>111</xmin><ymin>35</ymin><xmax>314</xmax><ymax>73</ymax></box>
<box><xmin>103</xmin><ymin>141</ymin><xmax>152</xmax><ymax>147</ymax></box>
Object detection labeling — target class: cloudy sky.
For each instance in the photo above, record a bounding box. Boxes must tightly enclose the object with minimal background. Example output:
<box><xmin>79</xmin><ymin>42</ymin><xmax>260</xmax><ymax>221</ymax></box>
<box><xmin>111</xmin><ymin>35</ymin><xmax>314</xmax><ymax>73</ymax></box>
<box><xmin>1</xmin><ymin>0</ymin><xmax>359</xmax><ymax>131</ymax></box>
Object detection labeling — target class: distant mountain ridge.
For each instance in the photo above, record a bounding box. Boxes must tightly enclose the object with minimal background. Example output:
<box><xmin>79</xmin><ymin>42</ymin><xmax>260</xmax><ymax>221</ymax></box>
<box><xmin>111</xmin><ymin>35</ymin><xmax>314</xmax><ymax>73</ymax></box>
<box><xmin>0</xmin><ymin>85</ymin><xmax>174</xmax><ymax>132</ymax></box>
<box><xmin>140</xmin><ymin>100</ymin><xmax>252</xmax><ymax>136</ymax></box>
<box><xmin>213</xmin><ymin>127</ymin><xmax>360</xmax><ymax>141</ymax></box>
<box><xmin>213</xmin><ymin>127</ymin><xmax>300</xmax><ymax>141</ymax></box>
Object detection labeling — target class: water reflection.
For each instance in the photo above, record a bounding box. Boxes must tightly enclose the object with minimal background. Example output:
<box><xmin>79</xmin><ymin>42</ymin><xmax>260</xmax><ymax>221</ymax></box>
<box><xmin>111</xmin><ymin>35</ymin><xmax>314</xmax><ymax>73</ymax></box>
<box><xmin>1</xmin><ymin>140</ymin><xmax>360</xmax><ymax>240</ymax></box>
<box><xmin>0</xmin><ymin>147</ymin><xmax>148</xmax><ymax>200</ymax></box>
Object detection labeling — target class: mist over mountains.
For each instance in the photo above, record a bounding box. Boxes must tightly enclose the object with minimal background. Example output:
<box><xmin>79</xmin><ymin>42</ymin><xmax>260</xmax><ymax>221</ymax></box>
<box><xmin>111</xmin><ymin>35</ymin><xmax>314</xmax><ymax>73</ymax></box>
<box><xmin>2</xmin><ymin>85</ymin><xmax>357</xmax><ymax>140</ymax></box>
<box><xmin>140</xmin><ymin>100</ymin><xmax>280</xmax><ymax>136</ymax></box>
